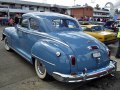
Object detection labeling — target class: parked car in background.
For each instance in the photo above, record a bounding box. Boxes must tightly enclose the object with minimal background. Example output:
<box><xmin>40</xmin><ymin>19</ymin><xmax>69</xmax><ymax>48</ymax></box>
<box><xmin>2</xmin><ymin>12</ymin><xmax>117</xmax><ymax>83</ymax></box>
<box><xmin>104</xmin><ymin>20</ymin><xmax>118</xmax><ymax>32</ymax></box>
<box><xmin>81</xmin><ymin>25</ymin><xmax>117</xmax><ymax>45</ymax></box>
<box><xmin>79</xmin><ymin>21</ymin><xmax>105</xmax><ymax>27</ymax></box>
<box><xmin>116</xmin><ymin>19</ymin><xmax>120</xmax><ymax>29</ymax></box>
<box><xmin>79</xmin><ymin>21</ymin><xmax>91</xmax><ymax>25</ymax></box>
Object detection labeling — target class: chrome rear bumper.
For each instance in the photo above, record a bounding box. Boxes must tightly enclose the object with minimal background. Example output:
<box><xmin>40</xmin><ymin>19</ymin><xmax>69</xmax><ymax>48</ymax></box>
<box><xmin>52</xmin><ymin>60</ymin><xmax>117</xmax><ymax>83</ymax></box>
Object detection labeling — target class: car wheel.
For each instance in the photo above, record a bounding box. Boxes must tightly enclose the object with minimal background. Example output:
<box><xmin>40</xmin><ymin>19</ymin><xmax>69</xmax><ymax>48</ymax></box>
<box><xmin>35</xmin><ymin>59</ymin><xmax>50</xmax><ymax>80</ymax></box>
<box><xmin>4</xmin><ymin>37</ymin><xmax>11</xmax><ymax>51</ymax></box>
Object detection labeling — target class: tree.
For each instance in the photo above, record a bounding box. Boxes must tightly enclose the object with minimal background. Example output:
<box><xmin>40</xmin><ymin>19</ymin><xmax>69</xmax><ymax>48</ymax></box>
<box><xmin>95</xmin><ymin>4</ymin><xmax>100</xmax><ymax>10</ymax></box>
<box><xmin>85</xmin><ymin>3</ymin><xmax>88</xmax><ymax>6</ymax></box>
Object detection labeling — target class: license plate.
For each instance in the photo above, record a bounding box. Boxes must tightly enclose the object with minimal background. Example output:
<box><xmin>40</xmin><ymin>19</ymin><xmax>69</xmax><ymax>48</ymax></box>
<box><xmin>93</xmin><ymin>52</ymin><xmax>101</xmax><ymax>58</ymax></box>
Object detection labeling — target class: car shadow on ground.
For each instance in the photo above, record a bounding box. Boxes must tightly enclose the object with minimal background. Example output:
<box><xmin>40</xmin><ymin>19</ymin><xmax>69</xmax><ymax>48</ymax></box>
<box><xmin>1</xmin><ymin>45</ymin><xmax>120</xmax><ymax>90</ymax></box>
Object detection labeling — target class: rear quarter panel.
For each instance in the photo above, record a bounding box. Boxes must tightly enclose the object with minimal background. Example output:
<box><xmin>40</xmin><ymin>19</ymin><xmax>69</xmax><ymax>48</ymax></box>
<box><xmin>31</xmin><ymin>40</ymin><xmax>71</xmax><ymax>75</ymax></box>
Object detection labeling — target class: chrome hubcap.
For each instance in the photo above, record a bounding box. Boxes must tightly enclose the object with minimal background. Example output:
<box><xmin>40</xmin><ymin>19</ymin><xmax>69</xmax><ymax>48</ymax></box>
<box><xmin>37</xmin><ymin>61</ymin><xmax>45</xmax><ymax>75</ymax></box>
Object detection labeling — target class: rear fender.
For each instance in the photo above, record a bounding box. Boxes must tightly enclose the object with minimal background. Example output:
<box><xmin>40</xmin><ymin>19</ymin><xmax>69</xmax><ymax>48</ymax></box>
<box><xmin>31</xmin><ymin>40</ymin><xmax>71</xmax><ymax>75</ymax></box>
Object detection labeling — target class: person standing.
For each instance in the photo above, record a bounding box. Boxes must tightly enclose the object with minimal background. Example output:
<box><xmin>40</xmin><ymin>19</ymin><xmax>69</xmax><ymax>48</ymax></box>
<box><xmin>14</xmin><ymin>14</ymin><xmax>19</xmax><ymax>25</ymax></box>
<box><xmin>115</xmin><ymin>28</ymin><xmax>120</xmax><ymax>58</ymax></box>
<box><xmin>9</xmin><ymin>18</ymin><xmax>14</xmax><ymax>26</ymax></box>
<box><xmin>18</xmin><ymin>13</ymin><xmax>22</xmax><ymax>24</ymax></box>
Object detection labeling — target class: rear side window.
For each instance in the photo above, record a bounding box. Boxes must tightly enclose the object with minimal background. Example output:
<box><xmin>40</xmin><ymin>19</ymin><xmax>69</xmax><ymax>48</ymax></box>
<box><xmin>21</xmin><ymin>18</ymin><xmax>28</xmax><ymax>28</ymax></box>
<box><xmin>29</xmin><ymin>18</ymin><xmax>39</xmax><ymax>31</ymax></box>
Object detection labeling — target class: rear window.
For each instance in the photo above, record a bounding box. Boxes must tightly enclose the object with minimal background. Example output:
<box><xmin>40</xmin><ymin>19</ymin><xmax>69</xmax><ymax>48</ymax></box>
<box><xmin>51</xmin><ymin>19</ymin><xmax>79</xmax><ymax>29</ymax></box>
<box><xmin>44</xmin><ymin>18</ymin><xmax>81</xmax><ymax>32</ymax></box>
<box><xmin>91</xmin><ymin>26</ymin><xmax>103</xmax><ymax>31</ymax></box>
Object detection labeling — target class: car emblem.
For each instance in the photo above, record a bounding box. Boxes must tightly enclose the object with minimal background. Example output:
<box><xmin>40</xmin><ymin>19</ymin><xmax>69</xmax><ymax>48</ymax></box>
<box><xmin>56</xmin><ymin>52</ymin><xmax>61</xmax><ymax>57</ymax></box>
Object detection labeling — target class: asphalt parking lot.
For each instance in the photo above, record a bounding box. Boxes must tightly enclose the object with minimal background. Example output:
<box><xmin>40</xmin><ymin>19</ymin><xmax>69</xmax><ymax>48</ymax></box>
<box><xmin>0</xmin><ymin>26</ymin><xmax>120</xmax><ymax>90</ymax></box>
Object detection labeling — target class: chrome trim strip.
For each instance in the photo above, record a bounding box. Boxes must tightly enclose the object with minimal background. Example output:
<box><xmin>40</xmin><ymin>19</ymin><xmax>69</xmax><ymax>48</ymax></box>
<box><xmin>17</xmin><ymin>29</ymin><xmax>69</xmax><ymax>47</ymax></box>
<box><xmin>32</xmin><ymin>54</ymin><xmax>56</xmax><ymax>66</ymax></box>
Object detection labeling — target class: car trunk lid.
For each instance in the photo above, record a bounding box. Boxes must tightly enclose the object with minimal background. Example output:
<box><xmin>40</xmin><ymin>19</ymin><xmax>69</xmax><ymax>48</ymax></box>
<box><xmin>99</xmin><ymin>31</ymin><xmax>116</xmax><ymax>41</ymax></box>
<box><xmin>53</xmin><ymin>31</ymin><xmax>110</xmax><ymax>72</ymax></box>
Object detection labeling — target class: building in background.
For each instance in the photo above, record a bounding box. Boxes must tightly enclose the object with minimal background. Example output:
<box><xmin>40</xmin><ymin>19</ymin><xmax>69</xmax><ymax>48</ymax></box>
<box><xmin>93</xmin><ymin>8</ymin><xmax>110</xmax><ymax>19</ymax></box>
<box><xmin>70</xmin><ymin>6</ymin><xmax>93</xmax><ymax>19</ymax></box>
<box><xmin>0</xmin><ymin>5</ymin><xmax>9</xmax><ymax>18</ymax></box>
<box><xmin>0</xmin><ymin>0</ymin><xmax>112</xmax><ymax>21</ymax></box>
<box><xmin>0</xmin><ymin>0</ymin><xmax>68</xmax><ymax>18</ymax></box>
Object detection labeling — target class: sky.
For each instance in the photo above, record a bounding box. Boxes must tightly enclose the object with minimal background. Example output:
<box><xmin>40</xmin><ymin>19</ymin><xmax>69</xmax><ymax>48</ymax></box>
<box><xmin>22</xmin><ymin>0</ymin><xmax>117</xmax><ymax>7</ymax></box>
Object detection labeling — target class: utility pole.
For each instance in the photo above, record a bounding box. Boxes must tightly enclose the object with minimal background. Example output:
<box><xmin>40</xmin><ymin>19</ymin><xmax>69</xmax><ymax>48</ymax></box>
<box><xmin>74</xmin><ymin>0</ymin><xmax>76</xmax><ymax>6</ymax></box>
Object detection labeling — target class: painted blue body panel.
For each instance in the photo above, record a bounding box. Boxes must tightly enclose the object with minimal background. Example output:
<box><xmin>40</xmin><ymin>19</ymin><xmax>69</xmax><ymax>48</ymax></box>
<box><xmin>2</xmin><ymin>12</ymin><xmax>111</xmax><ymax>76</ymax></box>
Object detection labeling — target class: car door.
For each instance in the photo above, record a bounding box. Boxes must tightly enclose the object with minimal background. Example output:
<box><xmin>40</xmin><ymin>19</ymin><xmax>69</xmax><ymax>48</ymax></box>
<box><xmin>22</xmin><ymin>18</ymin><xmax>42</xmax><ymax>60</ymax></box>
<box><xmin>16</xmin><ymin>17</ymin><xmax>31</xmax><ymax>60</ymax></box>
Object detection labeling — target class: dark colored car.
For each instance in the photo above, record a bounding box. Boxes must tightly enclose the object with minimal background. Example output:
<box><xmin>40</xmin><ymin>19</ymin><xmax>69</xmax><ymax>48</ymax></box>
<box><xmin>104</xmin><ymin>21</ymin><xmax>118</xmax><ymax>32</ymax></box>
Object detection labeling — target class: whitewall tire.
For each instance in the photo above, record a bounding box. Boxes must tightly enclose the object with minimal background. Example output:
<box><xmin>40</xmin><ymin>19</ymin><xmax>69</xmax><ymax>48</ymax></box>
<box><xmin>35</xmin><ymin>59</ymin><xmax>50</xmax><ymax>80</ymax></box>
<box><xmin>4</xmin><ymin>37</ymin><xmax>11</xmax><ymax>51</ymax></box>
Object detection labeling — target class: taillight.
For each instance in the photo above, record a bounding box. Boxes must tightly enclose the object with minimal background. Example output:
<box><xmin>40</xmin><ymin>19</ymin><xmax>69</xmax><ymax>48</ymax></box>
<box><xmin>70</xmin><ymin>55</ymin><xmax>76</xmax><ymax>65</ymax></box>
<box><xmin>91</xmin><ymin>46</ymin><xmax>99</xmax><ymax>50</ymax></box>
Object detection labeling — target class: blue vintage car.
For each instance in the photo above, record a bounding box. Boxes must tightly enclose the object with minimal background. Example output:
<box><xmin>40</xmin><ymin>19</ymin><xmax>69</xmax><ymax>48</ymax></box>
<box><xmin>2</xmin><ymin>12</ymin><xmax>117</xmax><ymax>83</ymax></box>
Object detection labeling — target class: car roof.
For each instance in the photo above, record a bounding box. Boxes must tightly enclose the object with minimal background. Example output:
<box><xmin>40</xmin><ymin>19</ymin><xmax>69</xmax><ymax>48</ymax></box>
<box><xmin>22</xmin><ymin>12</ymin><xmax>74</xmax><ymax>19</ymax></box>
